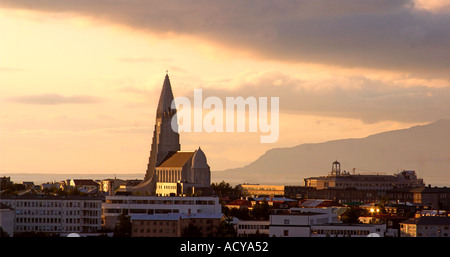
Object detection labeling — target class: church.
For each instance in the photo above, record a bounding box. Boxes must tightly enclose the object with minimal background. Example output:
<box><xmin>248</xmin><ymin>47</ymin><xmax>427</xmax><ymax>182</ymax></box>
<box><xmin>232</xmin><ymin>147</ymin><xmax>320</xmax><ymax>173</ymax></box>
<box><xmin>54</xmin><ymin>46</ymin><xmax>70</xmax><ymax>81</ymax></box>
<box><xmin>126</xmin><ymin>73</ymin><xmax>212</xmax><ymax>196</ymax></box>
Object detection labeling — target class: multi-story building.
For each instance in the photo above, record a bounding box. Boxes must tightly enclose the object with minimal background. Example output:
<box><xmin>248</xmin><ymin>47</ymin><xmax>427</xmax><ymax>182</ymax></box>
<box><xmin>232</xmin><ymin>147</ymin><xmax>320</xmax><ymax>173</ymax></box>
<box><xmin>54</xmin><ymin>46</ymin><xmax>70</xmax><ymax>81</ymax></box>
<box><xmin>99</xmin><ymin>179</ymin><xmax>125</xmax><ymax>195</ymax></box>
<box><xmin>238</xmin><ymin>184</ymin><xmax>285</xmax><ymax>197</ymax></box>
<box><xmin>0</xmin><ymin>202</ymin><xmax>15</xmax><ymax>237</ymax></box>
<box><xmin>130</xmin><ymin>213</ymin><xmax>224</xmax><ymax>237</ymax></box>
<box><xmin>304</xmin><ymin>161</ymin><xmax>424</xmax><ymax>194</ymax></box>
<box><xmin>269</xmin><ymin>207</ymin><xmax>386</xmax><ymax>237</ymax></box>
<box><xmin>302</xmin><ymin>187</ymin><xmax>379</xmax><ymax>203</ymax></box>
<box><xmin>400</xmin><ymin>216</ymin><xmax>450</xmax><ymax>237</ymax></box>
<box><xmin>310</xmin><ymin>223</ymin><xmax>386</xmax><ymax>237</ymax></box>
<box><xmin>1</xmin><ymin>195</ymin><xmax>103</xmax><ymax>235</ymax></box>
<box><xmin>387</xmin><ymin>186</ymin><xmax>450</xmax><ymax>210</ymax></box>
<box><xmin>411</xmin><ymin>186</ymin><xmax>450</xmax><ymax>210</ymax></box>
<box><xmin>236</xmin><ymin>220</ymin><xmax>270</xmax><ymax>237</ymax></box>
<box><xmin>102</xmin><ymin>195</ymin><xmax>221</xmax><ymax>229</ymax></box>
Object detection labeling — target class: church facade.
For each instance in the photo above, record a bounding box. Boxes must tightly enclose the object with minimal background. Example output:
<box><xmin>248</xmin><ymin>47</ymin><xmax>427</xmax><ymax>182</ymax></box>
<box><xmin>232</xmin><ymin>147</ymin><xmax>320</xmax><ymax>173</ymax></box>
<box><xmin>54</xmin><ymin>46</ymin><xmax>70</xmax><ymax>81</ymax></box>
<box><xmin>127</xmin><ymin>74</ymin><xmax>211</xmax><ymax>195</ymax></box>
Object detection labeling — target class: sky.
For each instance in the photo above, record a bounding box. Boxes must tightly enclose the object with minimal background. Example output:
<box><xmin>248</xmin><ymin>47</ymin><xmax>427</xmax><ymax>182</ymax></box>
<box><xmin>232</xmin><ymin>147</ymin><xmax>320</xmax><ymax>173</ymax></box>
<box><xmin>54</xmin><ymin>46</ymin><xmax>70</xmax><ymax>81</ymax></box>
<box><xmin>1</xmin><ymin>0</ymin><xmax>450</xmax><ymax>176</ymax></box>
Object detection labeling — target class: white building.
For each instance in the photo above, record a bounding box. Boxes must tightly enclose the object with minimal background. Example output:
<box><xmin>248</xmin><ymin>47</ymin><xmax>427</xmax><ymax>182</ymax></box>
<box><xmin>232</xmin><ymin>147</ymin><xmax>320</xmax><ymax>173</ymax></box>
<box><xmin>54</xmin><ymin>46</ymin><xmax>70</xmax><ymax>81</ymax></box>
<box><xmin>102</xmin><ymin>195</ymin><xmax>221</xmax><ymax>229</ymax></box>
<box><xmin>1</xmin><ymin>195</ymin><xmax>103</xmax><ymax>235</ymax></box>
<box><xmin>270</xmin><ymin>212</ymin><xmax>333</xmax><ymax>237</ymax></box>
<box><xmin>0</xmin><ymin>202</ymin><xmax>15</xmax><ymax>237</ymax></box>
<box><xmin>310</xmin><ymin>224</ymin><xmax>385</xmax><ymax>237</ymax></box>
<box><xmin>236</xmin><ymin>220</ymin><xmax>270</xmax><ymax>237</ymax></box>
<box><xmin>269</xmin><ymin>207</ymin><xmax>386</xmax><ymax>237</ymax></box>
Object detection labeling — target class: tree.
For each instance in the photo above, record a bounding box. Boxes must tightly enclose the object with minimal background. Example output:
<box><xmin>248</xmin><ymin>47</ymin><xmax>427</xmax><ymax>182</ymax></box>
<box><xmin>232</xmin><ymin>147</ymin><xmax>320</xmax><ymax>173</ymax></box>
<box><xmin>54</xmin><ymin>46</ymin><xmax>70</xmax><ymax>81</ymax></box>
<box><xmin>211</xmin><ymin>181</ymin><xmax>240</xmax><ymax>198</ymax></box>
<box><xmin>340</xmin><ymin>207</ymin><xmax>368</xmax><ymax>224</ymax></box>
<box><xmin>251</xmin><ymin>200</ymin><xmax>271</xmax><ymax>220</ymax></box>
<box><xmin>113</xmin><ymin>212</ymin><xmax>131</xmax><ymax>237</ymax></box>
<box><xmin>216</xmin><ymin>216</ymin><xmax>237</xmax><ymax>237</ymax></box>
<box><xmin>230</xmin><ymin>207</ymin><xmax>250</xmax><ymax>220</ymax></box>
<box><xmin>182</xmin><ymin>223</ymin><xmax>203</xmax><ymax>237</ymax></box>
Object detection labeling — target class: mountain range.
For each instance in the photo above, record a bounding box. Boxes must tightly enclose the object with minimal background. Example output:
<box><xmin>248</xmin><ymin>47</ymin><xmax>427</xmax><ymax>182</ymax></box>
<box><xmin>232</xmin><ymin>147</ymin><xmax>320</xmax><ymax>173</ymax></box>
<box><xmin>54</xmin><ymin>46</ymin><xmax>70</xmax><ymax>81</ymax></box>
<box><xmin>212</xmin><ymin>119</ymin><xmax>450</xmax><ymax>186</ymax></box>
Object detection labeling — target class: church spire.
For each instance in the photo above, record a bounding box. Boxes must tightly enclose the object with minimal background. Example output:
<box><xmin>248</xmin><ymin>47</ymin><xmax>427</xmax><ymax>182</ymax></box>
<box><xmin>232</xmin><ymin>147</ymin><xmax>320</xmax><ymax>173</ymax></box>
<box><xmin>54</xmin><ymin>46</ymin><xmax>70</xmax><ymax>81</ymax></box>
<box><xmin>156</xmin><ymin>73</ymin><xmax>175</xmax><ymax>118</ymax></box>
<box><xmin>143</xmin><ymin>73</ymin><xmax>180</xmax><ymax>182</ymax></box>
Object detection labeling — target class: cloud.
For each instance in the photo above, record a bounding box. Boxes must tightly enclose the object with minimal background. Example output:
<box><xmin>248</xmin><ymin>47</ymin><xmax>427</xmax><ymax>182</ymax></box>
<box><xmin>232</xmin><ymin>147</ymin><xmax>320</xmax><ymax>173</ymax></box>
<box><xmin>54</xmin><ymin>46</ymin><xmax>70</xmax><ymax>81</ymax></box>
<box><xmin>2</xmin><ymin>0</ymin><xmax>450</xmax><ymax>77</ymax></box>
<box><xmin>183</xmin><ymin>72</ymin><xmax>450</xmax><ymax>124</ymax></box>
<box><xmin>8</xmin><ymin>93</ymin><xmax>102</xmax><ymax>105</ymax></box>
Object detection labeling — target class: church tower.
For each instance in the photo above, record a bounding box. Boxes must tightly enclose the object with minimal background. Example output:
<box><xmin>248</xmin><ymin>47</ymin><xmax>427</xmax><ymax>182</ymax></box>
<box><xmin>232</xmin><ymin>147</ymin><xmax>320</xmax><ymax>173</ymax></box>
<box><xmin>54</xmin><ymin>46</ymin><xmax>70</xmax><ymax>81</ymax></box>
<box><xmin>126</xmin><ymin>73</ymin><xmax>211</xmax><ymax>195</ymax></box>
<box><xmin>144</xmin><ymin>73</ymin><xmax>180</xmax><ymax>181</ymax></box>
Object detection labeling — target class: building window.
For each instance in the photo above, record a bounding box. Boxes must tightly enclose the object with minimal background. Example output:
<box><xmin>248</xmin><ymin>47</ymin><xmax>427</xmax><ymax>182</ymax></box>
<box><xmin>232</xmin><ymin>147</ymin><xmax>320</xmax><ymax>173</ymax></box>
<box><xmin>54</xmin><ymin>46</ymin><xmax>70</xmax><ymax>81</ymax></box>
<box><xmin>284</xmin><ymin>219</ymin><xmax>289</xmax><ymax>225</ymax></box>
<box><xmin>283</xmin><ymin>230</ymin><xmax>289</xmax><ymax>236</ymax></box>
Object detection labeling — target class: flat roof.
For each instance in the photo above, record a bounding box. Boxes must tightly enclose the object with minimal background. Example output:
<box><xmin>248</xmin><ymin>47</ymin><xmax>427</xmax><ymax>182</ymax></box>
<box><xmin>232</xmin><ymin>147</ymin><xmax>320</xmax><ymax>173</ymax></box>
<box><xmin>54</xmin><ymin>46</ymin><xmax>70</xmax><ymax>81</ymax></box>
<box><xmin>131</xmin><ymin>213</ymin><xmax>224</xmax><ymax>221</ymax></box>
<box><xmin>1</xmin><ymin>195</ymin><xmax>104</xmax><ymax>200</ymax></box>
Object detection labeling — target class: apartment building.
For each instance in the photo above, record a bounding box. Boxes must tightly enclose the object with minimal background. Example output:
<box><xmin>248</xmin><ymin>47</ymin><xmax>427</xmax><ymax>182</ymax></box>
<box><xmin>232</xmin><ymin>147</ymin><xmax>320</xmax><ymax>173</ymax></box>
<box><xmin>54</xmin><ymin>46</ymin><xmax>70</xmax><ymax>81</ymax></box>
<box><xmin>130</xmin><ymin>213</ymin><xmax>224</xmax><ymax>237</ymax></box>
<box><xmin>1</xmin><ymin>195</ymin><xmax>102</xmax><ymax>235</ymax></box>
<box><xmin>304</xmin><ymin>162</ymin><xmax>424</xmax><ymax>194</ymax></box>
<box><xmin>0</xmin><ymin>202</ymin><xmax>15</xmax><ymax>237</ymax></box>
<box><xmin>102</xmin><ymin>195</ymin><xmax>221</xmax><ymax>229</ymax></box>
<box><xmin>236</xmin><ymin>220</ymin><xmax>270</xmax><ymax>237</ymax></box>
<box><xmin>400</xmin><ymin>216</ymin><xmax>450</xmax><ymax>237</ymax></box>
<box><xmin>269</xmin><ymin>207</ymin><xmax>385</xmax><ymax>237</ymax></box>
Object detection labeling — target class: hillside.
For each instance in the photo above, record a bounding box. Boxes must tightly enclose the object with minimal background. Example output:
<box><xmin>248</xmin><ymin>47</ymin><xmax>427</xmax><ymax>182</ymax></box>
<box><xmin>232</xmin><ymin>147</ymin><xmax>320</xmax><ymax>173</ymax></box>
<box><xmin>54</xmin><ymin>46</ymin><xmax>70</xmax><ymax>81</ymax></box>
<box><xmin>213</xmin><ymin>119</ymin><xmax>450</xmax><ymax>186</ymax></box>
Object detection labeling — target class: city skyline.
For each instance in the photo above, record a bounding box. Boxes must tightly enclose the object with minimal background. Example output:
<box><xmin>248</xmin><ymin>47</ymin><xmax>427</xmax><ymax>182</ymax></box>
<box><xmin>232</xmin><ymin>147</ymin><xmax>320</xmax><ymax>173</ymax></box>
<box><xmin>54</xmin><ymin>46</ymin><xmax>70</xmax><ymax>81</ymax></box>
<box><xmin>2</xmin><ymin>0</ymin><xmax>450</xmax><ymax>175</ymax></box>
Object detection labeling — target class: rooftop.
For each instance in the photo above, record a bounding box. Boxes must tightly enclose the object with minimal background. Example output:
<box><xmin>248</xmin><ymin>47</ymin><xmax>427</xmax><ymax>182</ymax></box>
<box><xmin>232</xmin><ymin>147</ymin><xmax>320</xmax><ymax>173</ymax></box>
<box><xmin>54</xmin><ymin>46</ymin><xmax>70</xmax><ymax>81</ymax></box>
<box><xmin>158</xmin><ymin>151</ymin><xmax>195</xmax><ymax>168</ymax></box>
<box><xmin>401</xmin><ymin>216</ymin><xmax>450</xmax><ymax>226</ymax></box>
<box><xmin>131</xmin><ymin>213</ymin><xmax>224</xmax><ymax>221</ymax></box>
<box><xmin>72</xmin><ymin>179</ymin><xmax>99</xmax><ymax>186</ymax></box>
<box><xmin>225</xmin><ymin>199</ymin><xmax>252</xmax><ymax>208</ymax></box>
<box><xmin>1</xmin><ymin>195</ymin><xmax>104</xmax><ymax>200</ymax></box>
<box><xmin>410</xmin><ymin>187</ymin><xmax>450</xmax><ymax>193</ymax></box>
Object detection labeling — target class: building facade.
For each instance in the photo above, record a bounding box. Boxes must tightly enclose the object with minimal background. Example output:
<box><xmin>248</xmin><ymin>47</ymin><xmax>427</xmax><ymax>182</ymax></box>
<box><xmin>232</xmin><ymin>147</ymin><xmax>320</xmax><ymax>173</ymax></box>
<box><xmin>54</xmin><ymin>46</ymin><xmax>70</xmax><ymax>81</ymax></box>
<box><xmin>310</xmin><ymin>223</ymin><xmax>385</xmax><ymax>237</ymax></box>
<box><xmin>269</xmin><ymin>207</ymin><xmax>385</xmax><ymax>237</ymax></box>
<box><xmin>238</xmin><ymin>185</ymin><xmax>285</xmax><ymax>197</ymax></box>
<box><xmin>130</xmin><ymin>213</ymin><xmax>224</xmax><ymax>237</ymax></box>
<box><xmin>400</xmin><ymin>216</ymin><xmax>450</xmax><ymax>237</ymax></box>
<box><xmin>304</xmin><ymin>161</ymin><xmax>424</xmax><ymax>194</ymax></box>
<box><xmin>1</xmin><ymin>195</ymin><xmax>102</xmax><ymax>235</ymax></box>
<box><xmin>0</xmin><ymin>202</ymin><xmax>15</xmax><ymax>237</ymax></box>
<box><xmin>236</xmin><ymin>220</ymin><xmax>270</xmax><ymax>237</ymax></box>
<box><xmin>102</xmin><ymin>195</ymin><xmax>221</xmax><ymax>229</ymax></box>
<box><xmin>411</xmin><ymin>187</ymin><xmax>450</xmax><ymax>210</ymax></box>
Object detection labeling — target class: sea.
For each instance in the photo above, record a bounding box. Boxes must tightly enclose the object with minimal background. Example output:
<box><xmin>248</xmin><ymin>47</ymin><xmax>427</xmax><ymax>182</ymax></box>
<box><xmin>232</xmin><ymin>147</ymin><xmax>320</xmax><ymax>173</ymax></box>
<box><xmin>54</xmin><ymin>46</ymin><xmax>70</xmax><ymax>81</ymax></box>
<box><xmin>1</xmin><ymin>173</ymin><xmax>145</xmax><ymax>184</ymax></box>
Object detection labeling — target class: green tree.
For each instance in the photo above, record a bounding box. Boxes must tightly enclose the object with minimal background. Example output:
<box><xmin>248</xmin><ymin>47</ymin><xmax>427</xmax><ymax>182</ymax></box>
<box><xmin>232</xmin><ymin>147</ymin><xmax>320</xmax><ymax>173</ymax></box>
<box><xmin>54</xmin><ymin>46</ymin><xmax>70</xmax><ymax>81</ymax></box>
<box><xmin>251</xmin><ymin>200</ymin><xmax>271</xmax><ymax>220</ymax></box>
<box><xmin>211</xmin><ymin>181</ymin><xmax>240</xmax><ymax>198</ymax></box>
<box><xmin>113</xmin><ymin>212</ymin><xmax>131</xmax><ymax>237</ymax></box>
<box><xmin>340</xmin><ymin>207</ymin><xmax>368</xmax><ymax>224</ymax></box>
<box><xmin>216</xmin><ymin>216</ymin><xmax>237</xmax><ymax>237</ymax></box>
<box><xmin>230</xmin><ymin>207</ymin><xmax>250</xmax><ymax>220</ymax></box>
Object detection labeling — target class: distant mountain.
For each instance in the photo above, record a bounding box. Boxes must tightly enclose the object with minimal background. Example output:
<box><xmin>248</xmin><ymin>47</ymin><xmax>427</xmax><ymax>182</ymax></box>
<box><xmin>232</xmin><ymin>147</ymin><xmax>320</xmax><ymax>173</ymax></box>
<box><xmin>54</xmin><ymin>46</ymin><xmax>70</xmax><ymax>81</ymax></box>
<box><xmin>213</xmin><ymin>119</ymin><xmax>450</xmax><ymax>186</ymax></box>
